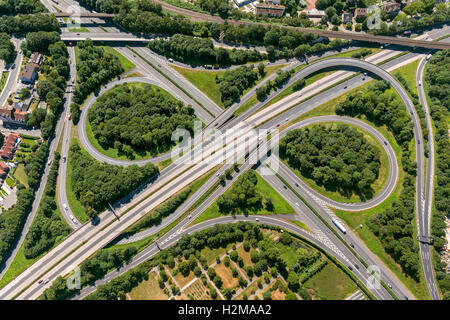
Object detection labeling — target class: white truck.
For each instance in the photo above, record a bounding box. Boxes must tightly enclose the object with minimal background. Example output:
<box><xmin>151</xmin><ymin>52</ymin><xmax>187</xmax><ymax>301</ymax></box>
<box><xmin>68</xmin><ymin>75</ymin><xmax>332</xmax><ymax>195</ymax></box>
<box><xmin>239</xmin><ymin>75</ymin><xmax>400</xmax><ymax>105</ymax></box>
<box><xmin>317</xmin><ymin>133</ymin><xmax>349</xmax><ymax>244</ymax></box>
<box><xmin>332</xmin><ymin>218</ymin><xmax>347</xmax><ymax>234</ymax></box>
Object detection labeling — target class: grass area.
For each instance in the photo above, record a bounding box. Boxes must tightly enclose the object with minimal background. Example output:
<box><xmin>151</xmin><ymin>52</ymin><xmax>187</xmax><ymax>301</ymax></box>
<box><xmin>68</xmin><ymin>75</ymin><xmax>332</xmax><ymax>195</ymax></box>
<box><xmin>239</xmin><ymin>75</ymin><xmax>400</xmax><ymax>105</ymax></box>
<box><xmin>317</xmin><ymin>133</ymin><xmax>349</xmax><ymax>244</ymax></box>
<box><xmin>0</xmin><ymin>209</ymin><xmax>66</xmax><ymax>289</ymax></box>
<box><xmin>194</xmin><ymin>170</ymin><xmax>294</xmax><ymax>224</ymax></box>
<box><xmin>12</xmin><ymin>164</ymin><xmax>28</xmax><ymax>187</ymax></box>
<box><xmin>394</xmin><ymin>59</ymin><xmax>420</xmax><ymax>94</ymax></box>
<box><xmin>66</xmin><ymin>125</ymin><xmax>90</xmax><ymax>223</ymax></box>
<box><xmin>171</xmin><ymin>64</ymin><xmax>286</xmax><ymax>109</ymax></box>
<box><xmin>284</xmin><ymin>219</ymin><xmax>310</xmax><ymax>232</ymax></box>
<box><xmin>128</xmin><ymin>271</ymin><xmax>169</xmax><ymax>300</ymax></box>
<box><xmin>5</xmin><ymin>176</ymin><xmax>15</xmax><ymax>188</ymax></box>
<box><xmin>201</xmin><ymin>243</ymin><xmax>234</xmax><ymax>265</ymax></box>
<box><xmin>68</xmin><ymin>27</ymin><xmax>90</xmax><ymax>32</ymax></box>
<box><xmin>0</xmin><ymin>71</ymin><xmax>9</xmax><ymax>94</ymax></box>
<box><xmin>102</xmin><ymin>46</ymin><xmax>135</xmax><ymax>73</ymax></box>
<box><xmin>281</xmin><ymin>122</ymin><xmax>390</xmax><ymax>203</ymax></box>
<box><xmin>304</xmin><ymin>262</ymin><xmax>359</xmax><ymax>300</ymax></box>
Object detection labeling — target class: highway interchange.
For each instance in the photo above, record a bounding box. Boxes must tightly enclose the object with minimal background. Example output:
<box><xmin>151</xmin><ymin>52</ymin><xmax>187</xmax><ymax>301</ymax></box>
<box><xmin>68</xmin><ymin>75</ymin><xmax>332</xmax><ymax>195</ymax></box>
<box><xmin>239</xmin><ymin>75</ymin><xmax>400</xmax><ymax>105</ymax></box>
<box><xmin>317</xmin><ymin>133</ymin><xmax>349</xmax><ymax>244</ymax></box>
<box><xmin>0</xmin><ymin>0</ymin><xmax>447</xmax><ymax>301</ymax></box>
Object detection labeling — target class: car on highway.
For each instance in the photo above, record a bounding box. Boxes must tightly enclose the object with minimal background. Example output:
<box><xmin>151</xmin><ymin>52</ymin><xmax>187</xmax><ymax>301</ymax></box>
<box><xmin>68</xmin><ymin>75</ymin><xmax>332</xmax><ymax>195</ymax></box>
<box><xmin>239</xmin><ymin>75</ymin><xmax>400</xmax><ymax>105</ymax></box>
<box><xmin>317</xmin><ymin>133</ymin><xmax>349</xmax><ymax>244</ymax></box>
<box><xmin>255</xmin><ymin>218</ymin><xmax>260</xmax><ymax>222</ymax></box>
<box><xmin>38</xmin><ymin>280</ymin><xmax>43</xmax><ymax>284</ymax></box>
<box><xmin>62</xmin><ymin>156</ymin><xmax>67</xmax><ymax>162</ymax></box>
<box><xmin>387</xmin><ymin>283</ymin><xmax>392</xmax><ymax>289</ymax></box>
<box><xmin>44</xmin><ymin>279</ymin><xmax>49</xmax><ymax>285</ymax></box>
<box><xmin>70</xmin><ymin>215</ymin><xmax>77</xmax><ymax>223</ymax></box>
<box><xmin>63</xmin><ymin>203</ymin><xmax>69</xmax><ymax>211</ymax></box>
<box><xmin>343</xmin><ymin>85</ymin><xmax>347</xmax><ymax>89</ymax></box>
<box><xmin>68</xmin><ymin>114</ymin><xmax>71</xmax><ymax>120</ymax></box>
<box><xmin>418</xmin><ymin>80</ymin><xmax>422</xmax><ymax>86</ymax></box>
<box><xmin>47</xmin><ymin>159</ymin><xmax>52</xmax><ymax>166</ymax></box>
<box><xmin>363</xmin><ymin>72</ymin><xmax>367</xmax><ymax>76</ymax></box>
<box><xmin>276</xmin><ymin>123</ymin><xmax>280</xmax><ymax>127</ymax></box>
<box><xmin>188</xmin><ymin>215</ymin><xmax>192</xmax><ymax>219</ymax></box>
<box><xmin>76</xmin><ymin>33</ymin><xmax>80</xmax><ymax>35</ymax></box>
<box><xmin>426</xmin><ymin>54</ymin><xmax>432</xmax><ymax>60</ymax></box>
<box><xmin>355</xmin><ymin>264</ymin><xmax>359</xmax><ymax>269</ymax></box>
<box><xmin>295</xmin><ymin>183</ymin><xmax>299</xmax><ymax>187</ymax></box>
<box><xmin>350</xmin><ymin>243</ymin><xmax>354</xmax><ymax>248</ymax></box>
<box><xmin>168</xmin><ymin>58</ymin><xmax>174</xmax><ymax>63</ymax></box>
<box><xmin>362</xmin><ymin>77</ymin><xmax>366</xmax><ymax>81</ymax></box>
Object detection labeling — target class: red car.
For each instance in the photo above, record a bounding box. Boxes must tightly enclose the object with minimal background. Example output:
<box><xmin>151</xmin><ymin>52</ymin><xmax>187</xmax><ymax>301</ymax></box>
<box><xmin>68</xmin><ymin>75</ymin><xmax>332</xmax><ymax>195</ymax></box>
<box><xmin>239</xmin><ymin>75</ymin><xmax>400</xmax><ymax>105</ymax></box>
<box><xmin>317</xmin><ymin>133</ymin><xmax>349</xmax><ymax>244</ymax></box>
<box><xmin>76</xmin><ymin>33</ymin><xmax>80</xmax><ymax>36</ymax></box>
<box><xmin>276</xmin><ymin>124</ymin><xmax>280</xmax><ymax>127</ymax></box>
<box><xmin>68</xmin><ymin>114</ymin><xmax>71</xmax><ymax>120</ymax></box>
<box><xmin>38</xmin><ymin>279</ymin><xmax>43</xmax><ymax>284</ymax></box>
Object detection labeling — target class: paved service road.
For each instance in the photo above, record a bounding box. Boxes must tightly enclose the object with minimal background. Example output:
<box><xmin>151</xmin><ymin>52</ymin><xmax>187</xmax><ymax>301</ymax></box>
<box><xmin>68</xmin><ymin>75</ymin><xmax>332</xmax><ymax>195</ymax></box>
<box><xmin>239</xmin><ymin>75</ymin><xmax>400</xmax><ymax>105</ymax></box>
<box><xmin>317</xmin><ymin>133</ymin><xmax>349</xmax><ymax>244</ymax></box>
<box><xmin>417</xmin><ymin>56</ymin><xmax>440</xmax><ymax>300</ymax></box>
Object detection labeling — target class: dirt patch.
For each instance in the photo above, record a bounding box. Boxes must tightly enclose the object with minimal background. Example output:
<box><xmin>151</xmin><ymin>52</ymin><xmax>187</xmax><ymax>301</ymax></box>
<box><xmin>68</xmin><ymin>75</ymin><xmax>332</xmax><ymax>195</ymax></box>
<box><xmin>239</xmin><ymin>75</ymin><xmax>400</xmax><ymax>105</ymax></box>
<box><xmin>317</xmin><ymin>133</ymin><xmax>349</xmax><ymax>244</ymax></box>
<box><xmin>214</xmin><ymin>263</ymin><xmax>238</xmax><ymax>289</ymax></box>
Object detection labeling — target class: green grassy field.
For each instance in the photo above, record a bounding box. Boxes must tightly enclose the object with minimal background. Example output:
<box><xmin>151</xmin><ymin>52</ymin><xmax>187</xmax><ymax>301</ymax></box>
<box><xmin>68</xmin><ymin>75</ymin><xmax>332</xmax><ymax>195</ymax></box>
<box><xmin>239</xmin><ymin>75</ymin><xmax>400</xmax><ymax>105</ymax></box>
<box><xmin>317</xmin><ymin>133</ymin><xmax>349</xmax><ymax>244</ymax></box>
<box><xmin>68</xmin><ymin>27</ymin><xmax>90</xmax><ymax>32</ymax></box>
<box><xmin>194</xmin><ymin>170</ymin><xmax>294</xmax><ymax>224</ymax></box>
<box><xmin>171</xmin><ymin>64</ymin><xmax>286</xmax><ymax>109</ymax></box>
<box><xmin>0</xmin><ymin>71</ymin><xmax>9</xmax><ymax>95</ymax></box>
<box><xmin>304</xmin><ymin>262</ymin><xmax>359</xmax><ymax>300</ymax></box>
<box><xmin>12</xmin><ymin>164</ymin><xmax>28</xmax><ymax>188</ymax></box>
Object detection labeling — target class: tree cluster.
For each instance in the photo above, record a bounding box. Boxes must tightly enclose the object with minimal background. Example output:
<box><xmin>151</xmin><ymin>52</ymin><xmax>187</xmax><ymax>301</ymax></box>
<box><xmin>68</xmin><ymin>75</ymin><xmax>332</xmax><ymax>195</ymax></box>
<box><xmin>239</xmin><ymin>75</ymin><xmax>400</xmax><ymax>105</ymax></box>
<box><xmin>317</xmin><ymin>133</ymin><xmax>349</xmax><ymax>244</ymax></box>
<box><xmin>256</xmin><ymin>69</ymin><xmax>295</xmax><ymax>101</ymax></box>
<box><xmin>27</xmin><ymin>41</ymin><xmax>69</xmax><ymax>140</ymax></box>
<box><xmin>425</xmin><ymin>49</ymin><xmax>450</xmax><ymax>300</ymax></box>
<box><xmin>69</xmin><ymin>141</ymin><xmax>159</xmax><ymax>218</ymax></box>
<box><xmin>0</xmin><ymin>14</ymin><xmax>59</xmax><ymax>35</ymax></box>
<box><xmin>87</xmin><ymin>83</ymin><xmax>197</xmax><ymax>158</ymax></box>
<box><xmin>0</xmin><ymin>32</ymin><xmax>15</xmax><ymax>64</ymax></box>
<box><xmin>216</xmin><ymin>65</ymin><xmax>259</xmax><ymax>107</ymax></box>
<box><xmin>148</xmin><ymin>34</ymin><xmax>266</xmax><ymax>66</ymax></box>
<box><xmin>0</xmin><ymin>0</ymin><xmax>45</xmax><ymax>14</ymax></box>
<box><xmin>41</xmin><ymin>246</ymin><xmax>139</xmax><ymax>300</ymax></box>
<box><xmin>71</xmin><ymin>39</ymin><xmax>124</xmax><ymax>122</ymax></box>
<box><xmin>21</xmin><ymin>31</ymin><xmax>60</xmax><ymax>54</ymax></box>
<box><xmin>23</xmin><ymin>152</ymin><xmax>71</xmax><ymax>259</ymax></box>
<box><xmin>0</xmin><ymin>143</ymin><xmax>48</xmax><ymax>265</ymax></box>
<box><xmin>217</xmin><ymin>170</ymin><xmax>275</xmax><ymax>215</ymax></box>
<box><xmin>280</xmin><ymin>124</ymin><xmax>381</xmax><ymax>199</ymax></box>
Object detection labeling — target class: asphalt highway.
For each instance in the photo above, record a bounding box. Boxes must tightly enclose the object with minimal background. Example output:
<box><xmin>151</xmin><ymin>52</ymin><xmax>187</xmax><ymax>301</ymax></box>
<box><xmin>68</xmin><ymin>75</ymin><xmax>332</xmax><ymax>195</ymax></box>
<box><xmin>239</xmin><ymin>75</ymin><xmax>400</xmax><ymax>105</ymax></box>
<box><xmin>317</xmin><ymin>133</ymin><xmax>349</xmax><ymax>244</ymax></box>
<box><xmin>417</xmin><ymin>56</ymin><xmax>440</xmax><ymax>300</ymax></box>
<box><xmin>0</xmin><ymin>57</ymin><xmax>424</xmax><ymax>300</ymax></box>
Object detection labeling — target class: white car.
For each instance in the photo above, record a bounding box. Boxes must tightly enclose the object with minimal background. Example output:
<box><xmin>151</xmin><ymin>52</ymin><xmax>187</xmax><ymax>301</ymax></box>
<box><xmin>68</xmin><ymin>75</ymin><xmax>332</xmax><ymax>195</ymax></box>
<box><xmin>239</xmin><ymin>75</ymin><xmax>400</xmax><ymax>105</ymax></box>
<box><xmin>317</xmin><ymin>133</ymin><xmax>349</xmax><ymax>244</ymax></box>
<box><xmin>418</xmin><ymin>80</ymin><xmax>422</xmax><ymax>86</ymax></box>
<box><xmin>255</xmin><ymin>218</ymin><xmax>260</xmax><ymax>222</ymax></box>
<box><xmin>168</xmin><ymin>58</ymin><xmax>174</xmax><ymax>63</ymax></box>
<box><xmin>63</xmin><ymin>203</ymin><xmax>69</xmax><ymax>211</ymax></box>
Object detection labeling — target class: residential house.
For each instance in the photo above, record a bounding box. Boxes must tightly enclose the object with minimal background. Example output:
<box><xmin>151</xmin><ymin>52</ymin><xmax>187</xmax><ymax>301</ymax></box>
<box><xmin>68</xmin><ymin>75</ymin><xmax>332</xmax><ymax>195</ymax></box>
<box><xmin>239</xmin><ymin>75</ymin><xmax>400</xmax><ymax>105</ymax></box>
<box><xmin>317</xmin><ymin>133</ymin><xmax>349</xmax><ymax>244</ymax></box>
<box><xmin>381</xmin><ymin>2</ymin><xmax>401</xmax><ymax>15</ymax></box>
<box><xmin>233</xmin><ymin>0</ymin><xmax>255</xmax><ymax>7</ymax></box>
<box><xmin>354</xmin><ymin>7</ymin><xmax>369</xmax><ymax>20</ymax></box>
<box><xmin>0</xmin><ymin>133</ymin><xmax>20</xmax><ymax>160</ymax></box>
<box><xmin>304</xmin><ymin>8</ymin><xmax>325</xmax><ymax>19</ymax></box>
<box><xmin>342</xmin><ymin>12</ymin><xmax>353</xmax><ymax>23</ymax></box>
<box><xmin>0</xmin><ymin>161</ymin><xmax>10</xmax><ymax>179</ymax></box>
<box><xmin>20</xmin><ymin>63</ymin><xmax>39</xmax><ymax>84</ymax></box>
<box><xmin>0</xmin><ymin>104</ymin><xmax>28</xmax><ymax>125</ymax></box>
<box><xmin>255</xmin><ymin>3</ymin><xmax>285</xmax><ymax>17</ymax></box>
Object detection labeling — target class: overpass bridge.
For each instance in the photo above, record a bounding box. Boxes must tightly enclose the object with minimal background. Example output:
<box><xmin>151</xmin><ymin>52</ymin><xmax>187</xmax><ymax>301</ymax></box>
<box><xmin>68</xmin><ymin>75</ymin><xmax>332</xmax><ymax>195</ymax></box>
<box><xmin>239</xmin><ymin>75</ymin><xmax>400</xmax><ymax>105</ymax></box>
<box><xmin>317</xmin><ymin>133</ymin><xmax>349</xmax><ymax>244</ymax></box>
<box><xmin>60</xmin><ymin>32</ymin><xmax>151</xmax><ymax>42</ymax></box>
<box><xmin>52</xmin><ymin>12</ymin><xmax>114</xmax><ymax>18</ymax></box>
